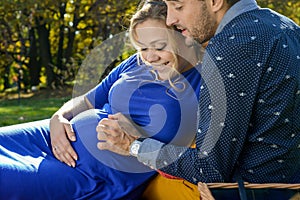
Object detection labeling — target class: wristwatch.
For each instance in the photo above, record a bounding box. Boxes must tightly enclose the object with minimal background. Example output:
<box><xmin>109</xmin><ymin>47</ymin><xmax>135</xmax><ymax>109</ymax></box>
<box><xmin>129</xmin><ymin>138</ymin><xmax>145</xmax><ymax>157</ymax></box>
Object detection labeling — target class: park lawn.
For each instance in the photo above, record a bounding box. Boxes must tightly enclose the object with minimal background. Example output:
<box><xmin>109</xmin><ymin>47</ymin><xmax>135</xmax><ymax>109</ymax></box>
<box><xmin>0</xmin><ymin>96</ymin><xmax>70</xmax><ymax>127</ymax></box>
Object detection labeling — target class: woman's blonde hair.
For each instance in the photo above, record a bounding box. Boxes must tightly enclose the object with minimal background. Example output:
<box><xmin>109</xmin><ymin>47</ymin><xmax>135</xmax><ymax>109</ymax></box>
<box><xmin>129</xmin><ymin>1</ymin><xmax>185</xmax><ymax>92</ymax></box>
<box><xmin>129</xmin><ymin>1</ymin><xmax>168</xmax><ymax>46</ymax></box>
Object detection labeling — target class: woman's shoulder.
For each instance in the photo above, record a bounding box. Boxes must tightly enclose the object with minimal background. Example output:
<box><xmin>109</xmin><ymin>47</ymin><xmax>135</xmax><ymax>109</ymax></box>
<box><xmin>117</xmin><ymin>53</ymin><xmax>140</xmax><ymax>73</ymax></box>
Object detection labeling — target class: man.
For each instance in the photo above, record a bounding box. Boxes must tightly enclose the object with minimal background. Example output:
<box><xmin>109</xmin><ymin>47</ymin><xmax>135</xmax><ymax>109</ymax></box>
<box><xmin>97</xmin><ymin>0</ymin><xmax>300</xmax><ymax>198</ymax></box>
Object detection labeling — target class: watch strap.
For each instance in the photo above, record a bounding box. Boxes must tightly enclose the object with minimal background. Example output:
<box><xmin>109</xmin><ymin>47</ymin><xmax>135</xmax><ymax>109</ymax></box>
<box><xmin>136</xmin><ymin>137</ymin><xmax>146</xmax><ymax>142</ymax></box>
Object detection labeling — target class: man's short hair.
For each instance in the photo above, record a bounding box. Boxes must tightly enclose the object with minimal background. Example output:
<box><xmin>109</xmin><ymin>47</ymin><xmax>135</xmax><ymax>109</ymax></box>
<box><xmin>197</xmin><ymin>0</ymin><xmax>240</xmax><ymax>7</ymax></box>
<box><xmin>226</xmin><ymin>0</ymin><xmax>240</xmax><ymax>7</ymax></box>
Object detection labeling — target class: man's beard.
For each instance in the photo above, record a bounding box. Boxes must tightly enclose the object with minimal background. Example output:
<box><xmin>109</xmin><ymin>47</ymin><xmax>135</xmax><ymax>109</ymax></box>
<box><xmin>192</xmin><ymin>30</ymin><xmax>210</xmax><ymax>45</ymax></box>
<box><xmin>192</xmin><ymin>2</ymin><xmax>215</xmax><ymax>45</ymax></box>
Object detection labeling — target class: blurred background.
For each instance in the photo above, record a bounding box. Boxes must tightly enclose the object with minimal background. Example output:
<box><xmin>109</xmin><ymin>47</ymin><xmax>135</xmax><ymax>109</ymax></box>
<box><xmin>0</xmin><ymin>0</ymin><xmax>299</xmax><ymax>126</ymax></box>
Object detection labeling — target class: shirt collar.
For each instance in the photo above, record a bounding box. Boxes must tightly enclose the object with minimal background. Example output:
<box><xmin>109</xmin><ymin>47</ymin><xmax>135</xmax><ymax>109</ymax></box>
<box><xmin>215</xmin><ymin>0</ymin><xmax>259</xmax><ymax>35</ymax></box>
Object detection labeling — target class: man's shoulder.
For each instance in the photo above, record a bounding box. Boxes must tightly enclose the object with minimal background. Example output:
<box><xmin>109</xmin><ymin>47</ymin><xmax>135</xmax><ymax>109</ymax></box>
<box><xmin>211</xmin><ymin>8</ymin><xmax>299</xmax><ymax>52</ymax></box>
<box><xmin>224</xmin><ymin>8</ymin><xmax>299</xmax><ymax>35</ymax></box>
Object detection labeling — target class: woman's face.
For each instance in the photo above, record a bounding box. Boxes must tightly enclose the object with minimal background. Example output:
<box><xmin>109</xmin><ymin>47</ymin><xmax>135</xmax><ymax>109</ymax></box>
<box><xmin>135</xmin><ymin>19</ymin><xmax>177</xmax><ymax>80</ymax></box>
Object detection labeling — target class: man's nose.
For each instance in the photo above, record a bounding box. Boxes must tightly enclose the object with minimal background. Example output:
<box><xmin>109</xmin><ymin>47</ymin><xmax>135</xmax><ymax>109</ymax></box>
<box><xmin>166</xmin><ymin>7</ymin><xmax>177</xmax><ymax>26</ymax></box>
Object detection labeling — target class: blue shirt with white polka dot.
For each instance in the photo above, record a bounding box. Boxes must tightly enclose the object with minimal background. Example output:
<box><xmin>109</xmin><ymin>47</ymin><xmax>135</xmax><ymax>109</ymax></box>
<box><xmin>138</xmin><ymin>0</ymin><xmax>300</xmax><ymax>184</ymax></box>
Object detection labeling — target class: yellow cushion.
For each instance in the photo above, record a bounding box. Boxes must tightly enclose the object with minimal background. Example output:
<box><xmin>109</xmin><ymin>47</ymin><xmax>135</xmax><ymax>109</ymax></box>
<box><xmin>142</xmin><ymin>174</ymin><xmax>200</xmax><ymax>200</ymax></box>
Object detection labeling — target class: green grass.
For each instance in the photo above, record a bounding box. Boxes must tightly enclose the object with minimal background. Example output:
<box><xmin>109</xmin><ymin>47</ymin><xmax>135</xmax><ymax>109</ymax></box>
<box><xmin>0</xmin><ymin>96</ymin><xmax>70</xmax><ymax>127</ymax></box>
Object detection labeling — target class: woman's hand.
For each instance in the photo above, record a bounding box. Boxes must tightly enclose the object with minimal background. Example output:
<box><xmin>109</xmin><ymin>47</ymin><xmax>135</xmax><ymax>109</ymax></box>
<box><xmin>50</xmin><ymin>114</ymin><xmax>78</xmax><ymax>167</ymax></box>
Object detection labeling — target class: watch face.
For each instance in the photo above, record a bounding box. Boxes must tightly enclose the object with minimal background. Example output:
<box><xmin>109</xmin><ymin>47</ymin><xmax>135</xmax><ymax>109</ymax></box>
<box><xmin>131</xmin><ymin>143</ymin><xmax>140</xmax><ymax>155</ymax></box>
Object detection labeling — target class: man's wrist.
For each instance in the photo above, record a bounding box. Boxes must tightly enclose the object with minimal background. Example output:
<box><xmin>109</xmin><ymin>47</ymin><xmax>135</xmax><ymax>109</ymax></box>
<box><xmin>129</xmin><ymin>138</ymin><xmax>146</xmax><ymax>157</ymax></box>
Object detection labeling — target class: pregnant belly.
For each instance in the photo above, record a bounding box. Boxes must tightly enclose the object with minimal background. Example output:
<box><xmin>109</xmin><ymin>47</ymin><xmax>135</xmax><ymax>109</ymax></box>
<box><xmin>70</xmin><ymin>109</ymin><xmax>152</xmax><ymax>173</ymax></box>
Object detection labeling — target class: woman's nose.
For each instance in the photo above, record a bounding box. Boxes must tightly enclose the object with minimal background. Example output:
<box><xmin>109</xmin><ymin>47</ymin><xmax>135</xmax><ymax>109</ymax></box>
<box><xmin>144</xmin><ymin>50</ymin><xmax>159</xmax><ymax>63</ymax></box>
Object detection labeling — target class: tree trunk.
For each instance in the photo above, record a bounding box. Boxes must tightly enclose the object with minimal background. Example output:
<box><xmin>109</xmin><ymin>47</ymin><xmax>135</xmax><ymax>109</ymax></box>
<box><xmin>36</xmin><ymin>19</ymin><xmax>54</xmax><ymax>88</ymax></box>
<box><xmin>3</xmin><ymin>65</ymin><xmax>10</xmax><ymax>90</ymax></box>
<box><xmin>28</xmin><ymin>28</ymin><xmax>41</xmax><ymax>87</ymax></box>
<box><xmin>57</xmin><ymin>2</ymin><xmax>67</xmax><ymax>71</ymax></box>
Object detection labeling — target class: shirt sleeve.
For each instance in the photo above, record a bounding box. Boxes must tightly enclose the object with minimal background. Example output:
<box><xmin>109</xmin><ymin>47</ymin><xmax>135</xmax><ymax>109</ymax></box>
<box><xmin>85</xmin><ymin>54</ymin><xmax>138</xmax><ymax>109</ymax></box>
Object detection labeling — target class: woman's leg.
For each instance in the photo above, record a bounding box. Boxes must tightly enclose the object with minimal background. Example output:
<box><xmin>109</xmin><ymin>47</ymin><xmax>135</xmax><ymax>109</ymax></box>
<box><xmin>0</xmin><ymin>110</ymin><xmax>155</xmax><ymax>200</ymax></box>
<box><xmin>0</xmin><ymin>119</ymin><xmax>93</xmax><ymax>200</ymax></box>
<box><xmin>0</xmin><ymin>119</ymin><xmax>52</xmax><ymax>155</ymax></box>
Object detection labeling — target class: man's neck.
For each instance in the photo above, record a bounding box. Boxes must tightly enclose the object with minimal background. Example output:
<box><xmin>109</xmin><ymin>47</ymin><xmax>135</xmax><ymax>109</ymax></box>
<box><xmin>215</xmin><ymin>0</ymin><xmax>259</xmax><ymax>35</ymax></box>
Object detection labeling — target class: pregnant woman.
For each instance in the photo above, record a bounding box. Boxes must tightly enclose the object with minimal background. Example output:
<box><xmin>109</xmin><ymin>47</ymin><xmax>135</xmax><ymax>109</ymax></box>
<box><xmin>0</xmin><ymin>1</ymin><xmax>202</xmax><ymax>199</ymax></box>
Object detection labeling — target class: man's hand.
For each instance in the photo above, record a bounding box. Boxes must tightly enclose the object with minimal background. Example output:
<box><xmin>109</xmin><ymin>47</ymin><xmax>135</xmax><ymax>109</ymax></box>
<box><xmin>50</xmin><ymin>114</ymin><xmax>78</xmax><ymax>167</ymax></box>
<box><xmin>198</xmin><ymin>182</ymin><xmax>215</xmax><ymax>200</ymax></box>
<box><xmin>96</xmin><ymin>113</ymin><xmax>142</xmax><ymax>156</ymax></box>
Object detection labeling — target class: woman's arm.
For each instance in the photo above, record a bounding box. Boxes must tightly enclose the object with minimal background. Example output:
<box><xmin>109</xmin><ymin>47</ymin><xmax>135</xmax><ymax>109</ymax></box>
<box><xmin>50</xmin><ymin>54</ymin><xmax>139</xmax><ymax>167</ymax></box>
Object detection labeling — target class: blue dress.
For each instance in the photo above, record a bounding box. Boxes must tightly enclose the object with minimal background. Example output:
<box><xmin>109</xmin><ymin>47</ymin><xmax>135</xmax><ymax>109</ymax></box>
<box><xmin>0</xmin><ymin>54</ymin><xmax>201</xmax><ymax>200</ymax></box>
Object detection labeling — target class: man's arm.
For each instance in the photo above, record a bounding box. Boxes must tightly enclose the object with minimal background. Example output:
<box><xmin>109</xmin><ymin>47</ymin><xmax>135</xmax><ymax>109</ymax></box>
<box><xmin>98</xmin><ymin>38</ymin><xmax>264</xmax><ymax>183</ymax></box>
<box><xmin>96</xmin><ymin>114</ymin><xmax>226</xmax><ymax>183</ymax></box>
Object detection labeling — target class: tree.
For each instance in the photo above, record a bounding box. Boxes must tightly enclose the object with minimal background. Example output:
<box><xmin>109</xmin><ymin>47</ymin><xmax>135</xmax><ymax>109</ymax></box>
<box><xmin>0</xmin><ymin>0</ymin><xmax>299</xmax><ymax>91</ymax></box>
<box><xmin>257</xmin><ymin>0</ymin><xmax>300</xmax><ymax>24</ymax></box>
<box><xmin>0</xmin><ymin>0</ymin><xmax>139</xmax><ymax>90</ymax></box>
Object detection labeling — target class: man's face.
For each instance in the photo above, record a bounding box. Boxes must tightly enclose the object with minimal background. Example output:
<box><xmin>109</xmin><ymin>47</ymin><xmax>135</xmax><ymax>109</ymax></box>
<box><xmin>164</xmin><ymin>0</ymin><xmax>217</xmax><ymax>44</ymax></box>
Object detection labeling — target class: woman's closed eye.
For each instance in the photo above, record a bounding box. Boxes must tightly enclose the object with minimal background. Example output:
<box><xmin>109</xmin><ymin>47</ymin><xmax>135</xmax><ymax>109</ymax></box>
<box><xmin>155</xmin><ymin>43</ymin><xmax>167</xmax><ymax>51</ymax></box>
<box><xmin>140</xmin><ymin>43</ymin><xmax>167</xmax><ymax>52</ymax></box>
